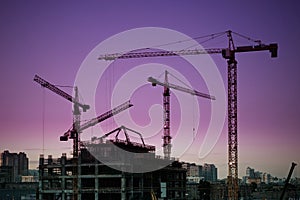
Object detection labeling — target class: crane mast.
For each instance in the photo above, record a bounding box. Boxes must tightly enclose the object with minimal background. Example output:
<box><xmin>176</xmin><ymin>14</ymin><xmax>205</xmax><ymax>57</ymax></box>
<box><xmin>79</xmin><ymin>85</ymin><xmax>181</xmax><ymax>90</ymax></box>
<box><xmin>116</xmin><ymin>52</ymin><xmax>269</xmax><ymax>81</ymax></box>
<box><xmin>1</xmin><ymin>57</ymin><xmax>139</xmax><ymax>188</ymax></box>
<box><xmin>163</xmin><ymin>71</ymin><xmax>171</xmax><ymax>159</ymax></box>
<box><xmin>73</xmin><ymin>87</ymin><xmax>81</xmax><ymax>158</ymax></box>
<box><xmin>98</xmin><ymin>30</ymin><xmax>278</xmax><ymax>200</ymax></box>
<box><xmin>226</xmin><ymin>31</ymin><xmax>239</xmax><ymax>199</ymax></box>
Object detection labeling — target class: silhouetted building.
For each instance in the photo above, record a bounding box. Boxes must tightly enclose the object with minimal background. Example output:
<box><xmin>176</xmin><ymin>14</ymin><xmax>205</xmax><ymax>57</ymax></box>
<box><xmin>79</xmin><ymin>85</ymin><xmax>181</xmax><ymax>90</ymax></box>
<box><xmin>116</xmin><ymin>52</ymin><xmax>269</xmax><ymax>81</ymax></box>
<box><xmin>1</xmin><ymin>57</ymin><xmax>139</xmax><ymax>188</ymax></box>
<box><xmin>0</xmin><ymin>182</ymin><xmax>38</xmax><ymax>199</ymax></box>
<box><xmin>0</xmin><ymin>150</ymin><xmax>29</xmax><ymax>182</ymax></box>
<box><xmin>202</xmin><ymin>163</ymin><xmax>217</xmax><ymax>183</ymax></box>
<box><xmin>246</xmin><ymin>166</ymin><xmax>255</xmax><ymax>178</ymax></box>
<box><xmin>183</xmin><ymin>163</ymin><xmax>200</xmax><ymax>177</ymax></box>
<box><xmin>244</xmin><ymin>166</ymin><xmax>275</xmax><ymax>185</ymax></box>
<box><xmin>182</xmin><ymin>162</ymin><xmax>218</xmax><ymax>184</ymax></box>
<box><xmin>0</xmin><ymin>166</ymin><xmax>13</xmax><ymax>183</ymax></box>
<box><xmin>38</xmin><ymin>139</ymin><xmax>186</xmax><ymax>200</ymax></box>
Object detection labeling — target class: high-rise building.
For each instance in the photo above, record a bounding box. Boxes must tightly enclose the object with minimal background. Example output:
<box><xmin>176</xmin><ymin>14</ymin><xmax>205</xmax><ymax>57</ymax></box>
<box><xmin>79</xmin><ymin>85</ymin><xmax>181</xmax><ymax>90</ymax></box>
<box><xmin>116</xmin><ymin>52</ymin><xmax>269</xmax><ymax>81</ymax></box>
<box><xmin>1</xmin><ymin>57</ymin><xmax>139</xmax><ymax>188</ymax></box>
<box><xmin>0</xmin><ymin>150</ymin><xmax>28</xmax><ymax>182</ymax></box>
<box><xmin>182</xmin><ymin>163</ymin><xmax>201</xmax><ymax>177</ymax></box>
<box><xmin>246</xmin><ymin>167</ymin><xmax>255</xmax><ymax>178</ymax></box>
<box><xmin>18</xmin><ymin>152</ymin><xmax>28</xmax><ymax>176</ymax></box>
<box><xmin>203</xmin><ymin>163</ymin><xmax>218</xmax><ymax>182</ymax></box>
<box><xmin>244</xmin><ymin>167</ymin><xmax>269</xmax><ymax>184</ymax></box>
<box><xmin>182</xmin><ymin>162</ymin><xmax>218</xmax><ymax>183</ymax></box>
<box><xmin>262</xmin><ymin>173</ymin><xmax>272</xmax><ymax>184</ymax></box>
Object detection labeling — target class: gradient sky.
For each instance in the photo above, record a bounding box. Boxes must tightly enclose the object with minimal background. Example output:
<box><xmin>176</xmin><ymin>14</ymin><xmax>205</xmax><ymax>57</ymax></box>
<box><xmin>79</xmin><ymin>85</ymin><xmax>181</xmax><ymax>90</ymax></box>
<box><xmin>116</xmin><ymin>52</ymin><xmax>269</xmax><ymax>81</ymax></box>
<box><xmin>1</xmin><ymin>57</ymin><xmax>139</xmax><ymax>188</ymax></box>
<box><xmin>0</xmin><ymin>0</ymin><xmax>300</xmax><ymax>179</ymax></box>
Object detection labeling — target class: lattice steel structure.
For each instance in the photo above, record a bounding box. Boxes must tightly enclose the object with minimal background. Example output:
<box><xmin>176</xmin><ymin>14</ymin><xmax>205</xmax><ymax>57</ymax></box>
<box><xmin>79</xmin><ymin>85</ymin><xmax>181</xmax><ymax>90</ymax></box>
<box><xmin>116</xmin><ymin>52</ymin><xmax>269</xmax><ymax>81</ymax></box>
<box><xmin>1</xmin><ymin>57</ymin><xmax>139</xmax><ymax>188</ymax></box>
<box><xmin>98</xmin><ymin>30</ymin><xmax>278</xmax><ymax>199</ymax></box>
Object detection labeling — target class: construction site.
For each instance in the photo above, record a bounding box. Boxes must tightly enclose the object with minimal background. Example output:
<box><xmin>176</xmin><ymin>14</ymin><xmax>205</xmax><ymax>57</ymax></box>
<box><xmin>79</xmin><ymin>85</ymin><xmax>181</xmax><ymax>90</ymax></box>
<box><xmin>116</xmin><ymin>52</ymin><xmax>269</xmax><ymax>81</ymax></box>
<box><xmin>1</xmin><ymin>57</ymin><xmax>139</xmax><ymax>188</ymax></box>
<box><xmin>34</xmin><ymin>30</ymin><xmax>285</xmax><ymax>200</ymax></box>
<box><xmin>38</xmin><ymin>138</ymin><xmax>186</xmax><ymax>199</ymax></box>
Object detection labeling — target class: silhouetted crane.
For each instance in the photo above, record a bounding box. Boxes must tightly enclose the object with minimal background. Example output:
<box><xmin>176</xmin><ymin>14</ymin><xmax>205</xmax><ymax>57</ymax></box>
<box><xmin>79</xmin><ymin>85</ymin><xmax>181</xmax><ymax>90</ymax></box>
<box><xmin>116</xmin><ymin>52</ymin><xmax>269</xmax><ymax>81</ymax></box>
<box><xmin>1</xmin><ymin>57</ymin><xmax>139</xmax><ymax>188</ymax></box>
<box><xmin>98</xmin><ymin>30</ymin><xmax>278</xmax><ymax>199</ymax></box>
<box><xmin>148</xmin><ymin>70</ymin><xmax>215</xmax><ymax>159</ymax></box>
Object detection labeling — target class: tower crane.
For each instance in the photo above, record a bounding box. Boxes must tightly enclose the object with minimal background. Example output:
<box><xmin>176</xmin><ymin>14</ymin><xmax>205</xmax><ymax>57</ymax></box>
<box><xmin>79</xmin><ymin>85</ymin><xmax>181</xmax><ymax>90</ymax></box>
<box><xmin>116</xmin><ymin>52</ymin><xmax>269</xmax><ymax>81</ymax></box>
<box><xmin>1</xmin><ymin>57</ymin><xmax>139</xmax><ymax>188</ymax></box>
<box><xmin>34</xmin><ymin>74</ymin><xmax>90</xmax><ymax>200</ymax></box>
<box><xmin>34</xmin><ymin>75</ymin><xmax>133</xmax><ymax>154</ymax></box>
<box><xmin>34</xmin><ymin>75</ymin><xmax>133</xmax><ymax>200</ymax></box>
<box><xmin>98</xmin><ymin>30</ymin><xmax>278</xmax><ymax>200</ymax></box>
<box><xmin>34</xmin><ymin>75</ymin><xmax>90</xmax><ymax>158</ymax></box>
<box><xmin>148</xmin><ymin>70</ymin><xmax>215</xmax><ymax>159</ymax></box>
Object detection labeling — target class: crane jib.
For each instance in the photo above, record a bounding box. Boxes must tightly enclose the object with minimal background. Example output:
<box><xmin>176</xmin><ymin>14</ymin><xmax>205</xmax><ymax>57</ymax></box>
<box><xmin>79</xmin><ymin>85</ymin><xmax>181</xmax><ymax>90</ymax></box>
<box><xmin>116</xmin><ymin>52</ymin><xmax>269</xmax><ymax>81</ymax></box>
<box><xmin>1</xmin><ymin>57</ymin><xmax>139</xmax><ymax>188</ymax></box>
<box><xmin>33</xmin><ymin>75</ymin><xmax>90</xmax><ymax>111</ymax></box>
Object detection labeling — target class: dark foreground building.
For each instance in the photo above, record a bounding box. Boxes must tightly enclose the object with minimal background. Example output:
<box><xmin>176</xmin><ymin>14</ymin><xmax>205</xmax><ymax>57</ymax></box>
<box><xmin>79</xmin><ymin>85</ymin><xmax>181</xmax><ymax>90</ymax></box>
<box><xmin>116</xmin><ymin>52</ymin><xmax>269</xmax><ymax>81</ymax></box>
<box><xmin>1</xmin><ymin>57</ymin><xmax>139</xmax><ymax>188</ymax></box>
<box><xmin>38</xmin><ymin>137</ymin><xmax>186</xmax><ymax>200</ymax></box>
<box><xmin>0</xmin><ymin>182</ymin><xmax>38</xmax><ymax>200</ymax></box>
<box><xmin>0</xmin><ymin>150</ymin><xmax>29</xmax><ymax>182</ymax></box>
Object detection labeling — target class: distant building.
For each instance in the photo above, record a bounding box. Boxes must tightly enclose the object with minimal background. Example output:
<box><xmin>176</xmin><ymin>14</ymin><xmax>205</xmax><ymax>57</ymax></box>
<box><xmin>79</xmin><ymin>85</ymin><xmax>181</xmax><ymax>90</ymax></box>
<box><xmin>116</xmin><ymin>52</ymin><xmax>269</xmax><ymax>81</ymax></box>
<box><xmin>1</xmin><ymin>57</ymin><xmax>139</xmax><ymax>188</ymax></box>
<box><xmin>182</xmin><ymin>163</ymin><xmax>201</xmax><ymax>178</ymax></box>
<box><xmin>246</xmin><ymin>167</ymin><xmax>255</xmax><ymax>178</ymax></box>
<box><xmin>0</xmin><ymin>151</ymin><xmax>36</xmax><ymax>199</ymax></box>
<box><xmin>182</xmin><ymin>162</ymin><xmax>218</xmax><ymax>183</ymax></box>
<box><xmin>202</xmin><ymin>163</ymin><xmax>218</xmax><ymax>183</ymax></box>
<box><xmin>0</xmin><ymin>182</ymin><xmax>38</xmax><ymax>200</ymax></box>
<box><xmin>22</xmin><ymin>176</ymin><xmax>38</xmax><ymax>183</ymax></box>
<box><xmin>247</xmin><ymin>177</ymin><xmax>261</xmax><ymax>185</ymax></box>
<box><xmin>255</xmin><ymin>171</ymin><xmax>262</xmax><ymax>179</ymax></box>
<box><xmin>0</xmin><ymin>150</ymin><xmax>29</xmax><ymax>182</ymax></box>
<box><xmin>262</xmin><ymin>172</ymin><xmax>272</xmax><ymax>184</ymax></box>
<box><xmin>189</xmin><ymin>164</ymin><xmax>200</xmax><ymax>177</ymax></box>
<box><xmin>0</xmin><ymin>166</ymin><xmax>13</xmax><ymax>183</ymax></box>
<box><xmin>244</xmin><ymin>167</ymin><xmax>275</xmax><ymax>185</ymax></box>
<box><xmin>186</xmin><ymin>176</ymin><xmax>202</xmax><ymax>183</ymax></box>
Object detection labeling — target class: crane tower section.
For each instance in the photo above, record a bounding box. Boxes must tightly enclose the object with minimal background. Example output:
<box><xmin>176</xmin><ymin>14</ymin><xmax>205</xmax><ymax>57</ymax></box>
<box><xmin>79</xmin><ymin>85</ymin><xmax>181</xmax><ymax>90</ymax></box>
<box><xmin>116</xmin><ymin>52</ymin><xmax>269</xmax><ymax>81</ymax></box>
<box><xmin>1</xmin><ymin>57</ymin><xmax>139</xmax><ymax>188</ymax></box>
<box><xmin>227</xmin><ymin>57</ymin><xmax>238</xmax><ymax>200</ymax></box>
<box><xmin>163</xmin><ymin>71</ymin><xmax>171</xmax><ymax>159</ymax></box>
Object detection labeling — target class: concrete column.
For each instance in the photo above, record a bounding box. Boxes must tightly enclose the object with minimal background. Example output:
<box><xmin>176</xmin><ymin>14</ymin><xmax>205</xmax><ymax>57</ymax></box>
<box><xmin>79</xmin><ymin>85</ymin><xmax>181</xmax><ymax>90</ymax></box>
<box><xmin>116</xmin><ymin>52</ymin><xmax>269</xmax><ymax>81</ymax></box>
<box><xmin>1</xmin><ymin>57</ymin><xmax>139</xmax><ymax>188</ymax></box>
<box><xmin>130</xmin><ymin>174</ymin><xmax>133</xmax><ymax>199</ymax></box>
<box><xmin>61</xmin><ymin>153</ymin><xmax>66</xmax><ymax>200</ymax></box>
<box><xmin>38</xmin><ymin>154</ymin><xmax>44</xmax><ymax>200</ymax></box>
<box><xmin>121</xmin><ymin>173</ymin><xmax>126</xmax><ymax>200</ymax></box>
<box><xmin>78</xmin><ymin>156</ymin><xmax>81</xmax><ymax>200</ymax></box>
<box><xmin>139</xmin><ymin>174</ymin><xmax>144</xmax><ymax>199</ymax></box>
<box><xmin>95</xmin><ymin>163</ymin><xmax>99</xmax><ymax>200</ymax></box>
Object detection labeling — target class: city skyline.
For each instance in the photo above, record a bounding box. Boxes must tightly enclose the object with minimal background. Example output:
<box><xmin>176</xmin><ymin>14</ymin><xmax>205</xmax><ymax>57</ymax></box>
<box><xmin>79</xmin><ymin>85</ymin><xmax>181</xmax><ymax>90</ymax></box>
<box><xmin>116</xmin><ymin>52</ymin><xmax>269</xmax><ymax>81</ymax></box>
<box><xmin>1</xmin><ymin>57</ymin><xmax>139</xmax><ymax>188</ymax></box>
<box><xmin>0</xmin><ymin>149</ymin><xmax>287</xmax><ymax>182</ymax></box>
<box><xmin>0</xmin><ymin>1</ymin><xmax>299</xmax><ymax>179</ymax></box>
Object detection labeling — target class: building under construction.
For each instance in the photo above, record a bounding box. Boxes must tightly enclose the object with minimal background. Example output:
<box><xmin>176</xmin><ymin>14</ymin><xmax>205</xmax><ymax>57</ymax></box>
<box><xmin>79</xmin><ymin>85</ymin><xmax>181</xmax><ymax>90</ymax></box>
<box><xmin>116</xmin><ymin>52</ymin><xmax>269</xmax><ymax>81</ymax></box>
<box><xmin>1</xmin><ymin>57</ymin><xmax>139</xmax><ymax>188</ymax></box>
<box><xmin>38</xmin><ymin>129</ymin><xmax>186</xmax><ymax>200</ymax></box>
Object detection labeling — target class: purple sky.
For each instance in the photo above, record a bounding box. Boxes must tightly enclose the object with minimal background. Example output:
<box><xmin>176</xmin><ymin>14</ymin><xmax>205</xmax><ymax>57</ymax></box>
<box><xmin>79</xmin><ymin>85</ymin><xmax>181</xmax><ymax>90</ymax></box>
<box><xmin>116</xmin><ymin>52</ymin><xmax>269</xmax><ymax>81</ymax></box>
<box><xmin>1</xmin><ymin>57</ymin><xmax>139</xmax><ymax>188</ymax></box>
<box><xmin>1</xmin><ymin>1</ymin><xmax>300</xmax><ymax>179</ymax></box>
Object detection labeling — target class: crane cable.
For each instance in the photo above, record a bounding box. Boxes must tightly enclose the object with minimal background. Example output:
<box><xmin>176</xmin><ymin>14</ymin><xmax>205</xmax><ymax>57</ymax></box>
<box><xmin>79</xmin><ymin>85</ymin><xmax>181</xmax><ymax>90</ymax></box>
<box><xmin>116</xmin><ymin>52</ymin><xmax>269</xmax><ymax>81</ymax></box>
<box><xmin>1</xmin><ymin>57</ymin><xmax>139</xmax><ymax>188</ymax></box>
<box><xmin>193</xmin><ymin>96</ymin><xmax>196</xmax><ymax>140</ymax></box>
<box><xmin>102</xmin><ymin>30</ymin><xmax>262</xmax><ymax>58</ymax></box>
<box><xmin>167</xmin><ymin>71</ymin><xmax>191</xmax><ymax>89</ymax></box>
<box><xmin>231</xmin><ymin>31</ymin><xmax>262</xmax><ymax>45</ymax></box>
<box><xmin>184</xmin><ymin>31</ymin><xmax>226</xmax><ymax>50</ymax></box>
<box><xmin>151</xmin><ymin>31</ymin><xmax>227</xmax><ymax>49</ymax></box>
<box><xmin>111</xmin><ymin>31</ymin><xmax>228</xmax><ymax>56</ymax></box>
<box><xmin>157</xmin><ymin>70</ymin><xmax>198</xmax><ymax>140</ymax></box>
